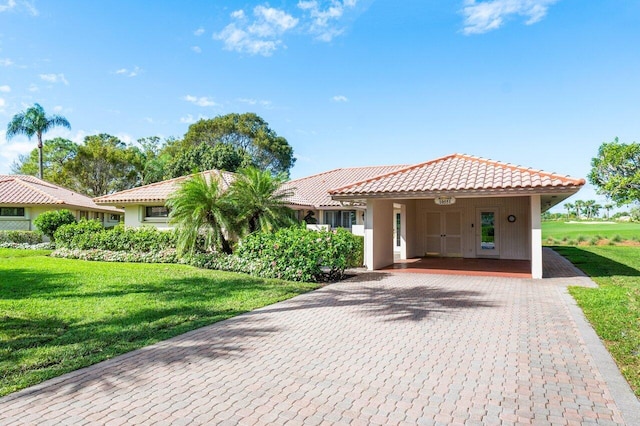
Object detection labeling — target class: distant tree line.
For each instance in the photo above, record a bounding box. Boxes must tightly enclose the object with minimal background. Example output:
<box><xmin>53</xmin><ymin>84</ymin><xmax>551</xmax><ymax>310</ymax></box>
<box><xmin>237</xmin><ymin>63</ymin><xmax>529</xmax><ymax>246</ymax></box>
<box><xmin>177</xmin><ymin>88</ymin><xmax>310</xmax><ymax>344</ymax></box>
<box><xmin>11</xmin><ymin>112</ymin><xmax>295</xmax><ymax>197</ymax></box>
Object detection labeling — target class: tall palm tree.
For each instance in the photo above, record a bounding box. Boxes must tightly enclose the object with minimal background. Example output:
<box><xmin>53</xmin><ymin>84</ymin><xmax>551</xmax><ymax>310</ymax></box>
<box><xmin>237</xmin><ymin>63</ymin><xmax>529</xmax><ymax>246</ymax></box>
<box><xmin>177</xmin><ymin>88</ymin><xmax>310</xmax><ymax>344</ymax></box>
<box><xmin>564</xmin><ymin>202</ymin><xmax>574</xmax><ymax>220</ymax></box>
<box><xmin>228</xmin><ymin>167</ymin><xmax>295</xmax><ymax>235</ymax></box>
<box><xmin>573</xmin><ymin>200</ymin><xmax>585</xmax><ymax>219</ymax></box>
<box><xmin>6</xmin><ymin>103</ymin><xmax>71</xmax><ymax>179</ymax></box>
<box><xmin>604</xmin><ymin>203</ymin><xmax>614</xmax><ymax>220</ymax></box>
<box><xmin>166</xmin><ymin>172</ymin><xmax>234</xmax><ymax>255</ymax></box>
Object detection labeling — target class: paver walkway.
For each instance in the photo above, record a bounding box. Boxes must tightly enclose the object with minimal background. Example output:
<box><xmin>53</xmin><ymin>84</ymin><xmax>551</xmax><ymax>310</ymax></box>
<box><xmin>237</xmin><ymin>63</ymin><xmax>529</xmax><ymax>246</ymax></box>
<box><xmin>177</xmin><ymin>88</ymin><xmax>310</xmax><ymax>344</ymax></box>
<box><xmin>1</xmin><ymin>250</ymin><xmax>639</xmax><ymax>425</ymax></box>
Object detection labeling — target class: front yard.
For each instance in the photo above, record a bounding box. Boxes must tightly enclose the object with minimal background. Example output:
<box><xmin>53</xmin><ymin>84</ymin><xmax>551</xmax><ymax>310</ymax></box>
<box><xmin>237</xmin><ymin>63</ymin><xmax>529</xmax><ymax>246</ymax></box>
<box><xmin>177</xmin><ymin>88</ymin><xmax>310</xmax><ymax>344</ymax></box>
<box><xmin>554</xmin><ymin>246</ymin><xmax>640</xmax><ymax>397</ymax></box>
<box><xmin>0</xmin><ymin>249</ymin><xmax>318</xmax><ymax>397</ymax></box>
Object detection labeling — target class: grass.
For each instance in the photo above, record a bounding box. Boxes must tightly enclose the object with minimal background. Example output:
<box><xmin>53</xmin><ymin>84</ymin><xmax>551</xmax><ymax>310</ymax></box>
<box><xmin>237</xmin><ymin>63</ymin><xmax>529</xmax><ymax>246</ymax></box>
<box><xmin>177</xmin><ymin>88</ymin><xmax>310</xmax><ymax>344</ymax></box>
<box><xmin>543</xmin><ymin>221</ymin><xmax>640</xmax><ymax>243</ymax></box>
<box><xmin>553</xmin><ymin>245</ymin><xmax>640</xmax><ymax>397</ymax></box>
<box><xmin>0</xmin><ymin>249</ymin><xmax>319</xmax><ymax>397</ymax></box>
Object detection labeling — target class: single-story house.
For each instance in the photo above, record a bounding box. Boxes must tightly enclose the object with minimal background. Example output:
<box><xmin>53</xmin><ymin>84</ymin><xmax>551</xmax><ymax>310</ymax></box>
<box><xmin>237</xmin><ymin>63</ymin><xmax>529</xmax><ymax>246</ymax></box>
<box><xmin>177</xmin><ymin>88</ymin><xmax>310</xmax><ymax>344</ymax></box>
<box><xmin>93</xmin><ymin>170</ymin><xmax>235</xmax><ymax>229</ymax></box>
<box><xmin>93</xmin><ymin>153</ymin><xmax>583</xmax><ymax>279</ymax></box>
<box><xmin>329</xmin><ymin>153</ymin><xmax>584</xmax><ymax>278</ymax></box>
<box><xmin>0</xmin><ymin>175</ymin><xmax>123</xmax><ymax>232</ymax></box>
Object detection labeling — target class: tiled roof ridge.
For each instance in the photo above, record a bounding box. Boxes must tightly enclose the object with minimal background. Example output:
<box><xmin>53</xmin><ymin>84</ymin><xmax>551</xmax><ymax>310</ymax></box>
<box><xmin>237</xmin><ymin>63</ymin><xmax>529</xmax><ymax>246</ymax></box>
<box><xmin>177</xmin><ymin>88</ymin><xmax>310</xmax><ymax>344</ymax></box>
<box><xmin>329</xmin><ymin>153</ymin><xmax>585</xmax><ymax>194</ymax></box>
<box><xmin>14</xmin><ymin>178</ymin><xmax>62</xmax><ymax>204</ymax></box>
<box><xmin>328</xmin><ymin>154</ymin><xmax>459</xmax><ymax>194</ymax></box>
<box><xmin>0</xmin><ymin>174</ymin><xmax>61</xmax><ymax>190</ymax></box>
<box><xmin>93</xmin><ymin>169</ymin><xmax>233</xmax><ymax>202</ymax></box>
<box><xmin>455</xmin><ymin>153</ymin><xmax>586</xmax><ymax>185</ymax></box>
<box><xmin>286</xmin><ymin>164</ymin><xmax>408</xmax><ymax>184</ymax></box>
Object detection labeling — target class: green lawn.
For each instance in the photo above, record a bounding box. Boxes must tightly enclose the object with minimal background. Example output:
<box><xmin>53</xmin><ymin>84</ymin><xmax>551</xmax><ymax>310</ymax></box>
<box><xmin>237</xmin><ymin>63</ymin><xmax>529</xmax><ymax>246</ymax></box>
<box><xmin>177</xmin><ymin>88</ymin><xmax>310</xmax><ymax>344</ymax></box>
<box><xmin>553</xmin><ymin>246</ymin><xmax>640</xmax><ymax>397</ymax></box>
<box><xmin>543</xmin><ymin>221</ymin><xmax>640</xmax><ymax>243</ymax></box>
<box><xmin>0</xmin><ymin>249</ymin><xmax>318</xmax><ymax>397</ymax></box>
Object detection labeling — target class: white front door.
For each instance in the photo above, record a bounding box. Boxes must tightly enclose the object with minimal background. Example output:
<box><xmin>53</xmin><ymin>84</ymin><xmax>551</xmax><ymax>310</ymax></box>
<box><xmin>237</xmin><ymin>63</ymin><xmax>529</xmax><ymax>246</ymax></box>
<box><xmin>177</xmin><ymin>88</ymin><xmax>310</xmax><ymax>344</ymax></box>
<box><xmin>425</xmin><ymin>211</ymin><xmax>462</xmax><ymax>257</ymax></box>
<box><xmin>477</xmin><ymin>208</ymin><xmax>500</xmax><ymax>256</ymax></box>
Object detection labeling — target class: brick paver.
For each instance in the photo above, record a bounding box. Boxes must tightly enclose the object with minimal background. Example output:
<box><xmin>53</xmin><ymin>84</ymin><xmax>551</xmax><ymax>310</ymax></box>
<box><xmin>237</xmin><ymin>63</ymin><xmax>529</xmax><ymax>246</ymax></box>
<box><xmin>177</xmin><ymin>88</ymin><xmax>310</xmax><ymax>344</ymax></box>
<box><xmin>1</xmin><ymin>250</ymin><xmax>638</xmax><ymax>425</ymax></box>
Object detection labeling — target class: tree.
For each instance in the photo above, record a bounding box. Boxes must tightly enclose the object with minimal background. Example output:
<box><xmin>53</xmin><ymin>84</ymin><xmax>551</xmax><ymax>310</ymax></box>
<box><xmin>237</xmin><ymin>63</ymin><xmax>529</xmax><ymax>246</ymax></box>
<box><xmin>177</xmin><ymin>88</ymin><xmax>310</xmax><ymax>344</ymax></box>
<box><xmin>64</xmin><ymin>134</ymin><xmax>142</xmax><ymax>196</ymax></box>
<box><xmin>604</xmin><ymin>203</ymin><xmax>614</xmax><ymax>219</ymax></box>
<box><xmin>591</xmin><ymin>203</ymin><xmax>602</xmax><ymax>219</ymax></box>
<box><xmin>181</xmin><ymin>113</ymin><xmax>295</xmax><ymax>176</ymax></box>
<box><xmin>166</xmin><ymin>173</ymin><xmax>234</xmax><ymax>255</ymax></box>
<box><xmin>6</xmin><ymin>103</ymin><xmax>71</xmax><ymax>179</ymax></box>
<box><xmin>589</xmin><ymin>138</ymin><xmax>640</xmax><ymax>205</ymax></box>
<box><xmin>11</xmin><ymin>138</ymin><xmax>78</xmax><ymax>187</ymax></box>
<box><xmin>574</xmin><ymin>200</ymin><xmax>585</xmax><ymax>219</ymax></box>
<box><xmin>227</xmin><ymin>167</ymin><xmax>295</xmax><ymax>236</ymax></box>
<box><xmin>165</xmin><ymin>142</ymin><xmax>251</xmax><ymax>179</ymax></box>
<box><xmin>584</xmin><ymin>200</ymin><xmax>596</xmax><ymax>219</ymax></box>
<box><xmin>563</xmin><ymin>202</ymin><xmax>574</xmax><ymax>220</ymax></box>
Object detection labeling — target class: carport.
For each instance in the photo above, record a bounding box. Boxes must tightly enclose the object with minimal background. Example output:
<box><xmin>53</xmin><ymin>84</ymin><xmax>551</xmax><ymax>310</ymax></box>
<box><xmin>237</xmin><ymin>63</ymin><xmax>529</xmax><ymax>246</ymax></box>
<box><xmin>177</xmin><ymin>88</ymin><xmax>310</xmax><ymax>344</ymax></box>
<box><xmin>330</xmin><ymin>154</ymin><xmax>585</xmax><ymax>279</ymax></box>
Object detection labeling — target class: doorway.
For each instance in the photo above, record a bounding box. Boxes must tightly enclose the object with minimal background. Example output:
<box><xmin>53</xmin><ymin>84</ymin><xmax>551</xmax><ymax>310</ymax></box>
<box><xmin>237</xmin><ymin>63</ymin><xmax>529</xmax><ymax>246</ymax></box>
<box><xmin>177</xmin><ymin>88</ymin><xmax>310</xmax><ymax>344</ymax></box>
<box><xmin>424</xmin><ymin>211</ymin><xmax>462</xmax><ymax>257</ymax></box>
<box><xmin>476</xmin><ymin>208</ymin><xmax>500</xmax><ymax>256</ymax></box>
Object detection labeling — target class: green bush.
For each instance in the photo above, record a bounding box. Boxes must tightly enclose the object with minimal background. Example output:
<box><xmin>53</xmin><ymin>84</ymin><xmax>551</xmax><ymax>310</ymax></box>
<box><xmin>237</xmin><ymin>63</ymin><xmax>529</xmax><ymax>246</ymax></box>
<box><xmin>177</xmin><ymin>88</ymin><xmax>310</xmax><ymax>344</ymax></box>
<box><xmin>33</xmin><ymin>209</ymin><xmax>77</xmax><ymax>240</ymax></box>
<box><xmin>611</xmin><ymin>234</ymin><xmax>623</xmax><ymax>243</ymax></box>
<box><xmin>52</xmin><ymin>247</ymin><xmax>178</xmax><ymax>263</ymax></box>
<box><xmin>0</xmin><ymin>230</ymin><xmax>43</xmax><ymax>244</ymax></box>
<box><xmin>55</xmin><ymin>222</ymin><xmax>177</xmax><ymax>252</ymax></box>
<box><xmin>235</xmin><ymin>226</ymin><xmax>363</xmax><ymax>281</ymax></box>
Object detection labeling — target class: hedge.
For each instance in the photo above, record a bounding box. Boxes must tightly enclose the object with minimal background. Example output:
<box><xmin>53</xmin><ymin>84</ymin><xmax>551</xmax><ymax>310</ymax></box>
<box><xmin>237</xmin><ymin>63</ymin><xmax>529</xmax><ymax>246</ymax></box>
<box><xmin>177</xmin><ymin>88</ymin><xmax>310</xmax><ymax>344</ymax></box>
<box><xmin>0</xmin><ymin>230</ymin><xmax>43</xmax><ymax>245</ymax></box>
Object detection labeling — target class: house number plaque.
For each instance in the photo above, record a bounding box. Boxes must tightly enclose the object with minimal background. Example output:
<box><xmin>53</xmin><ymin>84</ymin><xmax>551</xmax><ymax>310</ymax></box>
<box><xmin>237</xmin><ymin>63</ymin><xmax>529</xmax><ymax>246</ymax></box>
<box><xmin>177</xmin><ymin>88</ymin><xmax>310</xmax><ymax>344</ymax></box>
<box><xmin>434</xmin><ymin>196</ymin><xmax>456</xmax><ymax>206</ymax></box>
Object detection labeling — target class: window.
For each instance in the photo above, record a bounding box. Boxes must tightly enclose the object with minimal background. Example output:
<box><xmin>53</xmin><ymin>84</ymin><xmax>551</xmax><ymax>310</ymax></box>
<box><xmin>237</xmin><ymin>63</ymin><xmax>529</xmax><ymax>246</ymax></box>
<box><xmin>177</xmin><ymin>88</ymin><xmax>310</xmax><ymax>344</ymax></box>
<box><xmin>145</xmin><ymin>206</ymin><xmax>169</xmax><ymax>218</ymax></box>
<box><xmin>323</xmin><ymin>210</ymin><xmax>356</xmax><ymax>229</ymax></box>
<box><xmin>0</xmin><ymin>207</ymin><xmax>25</xmax><ymax>217</ymax></box>
<box><xmin>110</xmin><ymin>214</ymin><xmax>121</xmax><ymax>221</ymax></box>
<box><xmin>79</xmin><ymin>211</ymin><xmax>88</xmax><ymax>219</ymax></box>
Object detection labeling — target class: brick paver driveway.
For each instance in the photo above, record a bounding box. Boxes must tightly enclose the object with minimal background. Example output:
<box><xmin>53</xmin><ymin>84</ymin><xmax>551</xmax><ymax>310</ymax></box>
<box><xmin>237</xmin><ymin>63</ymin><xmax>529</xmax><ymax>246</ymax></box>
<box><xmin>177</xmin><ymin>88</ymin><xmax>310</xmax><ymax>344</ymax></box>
<box><xmin>1</xmin><ymin>251</ymin><xmax>639</xmax><ymax>425</ymax></box>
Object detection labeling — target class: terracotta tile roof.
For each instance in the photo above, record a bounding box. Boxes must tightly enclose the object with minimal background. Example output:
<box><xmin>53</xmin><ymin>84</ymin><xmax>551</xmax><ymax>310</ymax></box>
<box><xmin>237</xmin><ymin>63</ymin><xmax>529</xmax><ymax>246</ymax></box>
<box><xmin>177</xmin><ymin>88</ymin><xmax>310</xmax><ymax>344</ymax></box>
<box><xmin>0</xmin><ymin>175</ymin><xmax>122</xmax><ymax>213</ymax></box>
<box><xmin>94</xmin><ymin>170</ymin><xmax>236</xmax><ymax>205</ymax></box>
<box><xmin>282</xmin><ymin>165</ymin><xmax>409</xmax><ymax>208</ymax></box>
<box><xmin>329</xmin><ymin>154</ymin><xmax>585</xmax><ymax>197</ymax></box>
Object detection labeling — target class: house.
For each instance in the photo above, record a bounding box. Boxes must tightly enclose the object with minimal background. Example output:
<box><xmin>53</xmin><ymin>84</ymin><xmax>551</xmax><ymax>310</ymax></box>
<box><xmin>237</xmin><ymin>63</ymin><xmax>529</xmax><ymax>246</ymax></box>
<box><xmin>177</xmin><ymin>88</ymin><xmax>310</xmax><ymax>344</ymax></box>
<box><xmin>281</xmin><ymin>165</ymin><xmax>408</xmax><ymax>234</ymax></box>
<box><xmin>0</xmin><ymin>175</ymin><xmax>123</xmax><ymax>232</ymax></box>
<box><xmin>93</xmin><ymin>170</ymin><xmax>235</xmax><ymax>229</ymax></box>
<box><xmin>93</xmin><ymin>153</ymin><xmax>584</xmax><ymax>279</ymax></box>
<box><xmin>328</xmin><ymin>153</ymin><xmax>584</xmax><ymax>278</ymax></box>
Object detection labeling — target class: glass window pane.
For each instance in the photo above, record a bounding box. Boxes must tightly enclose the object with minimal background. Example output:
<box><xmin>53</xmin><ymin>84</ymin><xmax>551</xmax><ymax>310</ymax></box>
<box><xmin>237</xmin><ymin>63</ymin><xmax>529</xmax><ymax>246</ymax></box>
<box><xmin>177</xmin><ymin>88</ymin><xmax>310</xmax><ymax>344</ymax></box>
<box><xmin>480</xmin><ymin>212</ymin><xmax>495</xmax><ymax>250</ymax></box>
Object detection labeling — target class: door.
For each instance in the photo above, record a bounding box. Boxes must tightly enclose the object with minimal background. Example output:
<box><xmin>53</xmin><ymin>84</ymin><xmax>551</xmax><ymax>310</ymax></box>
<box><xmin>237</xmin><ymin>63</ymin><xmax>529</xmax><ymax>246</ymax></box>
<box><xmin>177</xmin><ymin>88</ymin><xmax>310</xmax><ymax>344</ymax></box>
<box><xmin>477</xmin><ymin>209</ymin><xmax>499</xmax><ymax>256</ymax></box>
<box><xmin>394</xmin><ymin>211</ymin><xmax>402</xmax><ymax>251</ymax></box>
<box><xmin>424</xmin><ymin>211</ymin><xmax>462</xmax><ymax>257</ymax></box>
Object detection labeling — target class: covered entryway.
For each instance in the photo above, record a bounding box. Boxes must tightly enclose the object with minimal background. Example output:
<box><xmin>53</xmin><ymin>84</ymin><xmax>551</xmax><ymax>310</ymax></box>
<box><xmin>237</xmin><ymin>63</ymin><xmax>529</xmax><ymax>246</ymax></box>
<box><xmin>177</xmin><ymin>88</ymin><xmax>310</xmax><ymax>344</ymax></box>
<box><xmin>329</xmin><ymin>154</ymin><xmax>585</xmax><ymax>279</ymax></box>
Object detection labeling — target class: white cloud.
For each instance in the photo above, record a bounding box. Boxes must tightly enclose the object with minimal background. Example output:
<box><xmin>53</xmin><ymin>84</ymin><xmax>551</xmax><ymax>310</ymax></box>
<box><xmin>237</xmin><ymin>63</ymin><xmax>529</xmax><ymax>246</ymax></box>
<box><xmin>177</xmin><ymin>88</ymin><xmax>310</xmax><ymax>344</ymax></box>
<box><xmin>180</xmin><ymin>114</ymin><xmax>196</xmax><ymax>124</ymax></box>
<box><xmin>0</xmin><ymin>85</ymin><xmax>10</xmax><ymax>92</ymax></box>
<box><xmin>115</xmin><ymin>133</ymin><xmax>133</xmax><ymax>144</ymax></box>
<box><xmin>214</xmin><ymin>5</ymin><xmax>298</xmax><ymax>56</ymax></box>
<box><xmin>40</xmin><ymin>73</ymin><xmax>69</xmax><ymax>85</ymax></box>
<box><xmin>114</xmin><ymin>66</ymin><xmax>141</xmax><ymax>77</ymax></box>
<box><xmin>194</xmin><ymin>27</ymin><xmax>205</xmax><ymax>36</ymax></box>
<box><xmin>0</xmin><ymin>58</ymin><xmax>14</xmax><ymax>67</ymax></box>
<box><xmin>297</xmin><ymin>0</ymin><xmax>357</xmax><ymax>41</ymax></box>
<box><xmin>461</xmin><ymin>0</ymin><xmax>559</xmax><ymax>35</ymax></box>
<box><xmin>191</xmin><ymin>46</ymin><xmax>202</xmax><ymax>53</ymax></box>
<box><xmin>0</xmin><ymin>98</ymin><xmax>5</xmax><ymax>107</ymax></box>
<box><xmin>28</xmin><ymin>83</ymin><xmax>38</xmax><ymax>92</ymax></box>
<box><xmin>332</xmin><ymin>95</ymin><xmax>348</xmax><ymax>102</ymax></box>
<box><xmin>144</xmin><ymin>117</ymin><xmax>154</xmax><ymax>123</ymax></box>
<box><xmin>183</xmin><ymin>95</ymin><xmax>218</xmax><ymax>107</ymax></box>
<box><xmin>237</xmin><ymin>98</ymin><xmax>272</xmax><ymax>108</ymax></box>
<box><xmin>0</xmin><ymin>0</ymin><xmax>16</xmax><ymax>13</ymax></box>
<box><xmin>22</xmin><ymin>0</ymin><xmax>37</xmax><ymax>16</ymax></box>
<box><xmin>53</xmin><ymin>105</ymin><xmax>63</xmax><ymax>112</ymax></box>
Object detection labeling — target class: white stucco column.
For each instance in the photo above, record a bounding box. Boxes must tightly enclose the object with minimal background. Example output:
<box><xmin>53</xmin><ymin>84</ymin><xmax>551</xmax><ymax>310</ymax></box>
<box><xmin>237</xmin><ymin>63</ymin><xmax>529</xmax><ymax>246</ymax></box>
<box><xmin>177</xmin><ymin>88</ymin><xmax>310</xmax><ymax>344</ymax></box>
<box><xmin>530</xmin><ymin>195</ymin><xmax>543</xmax><ymax>279</ymax></box>
<box><xmin>400</xmin><ymin>204</ymin><xmax>408</xmax><ymax>260</ymax></box>
<box><xmin>364</xmin><ymin>199</ymin><xmax>394</xmax><ymax>270</ymax></box>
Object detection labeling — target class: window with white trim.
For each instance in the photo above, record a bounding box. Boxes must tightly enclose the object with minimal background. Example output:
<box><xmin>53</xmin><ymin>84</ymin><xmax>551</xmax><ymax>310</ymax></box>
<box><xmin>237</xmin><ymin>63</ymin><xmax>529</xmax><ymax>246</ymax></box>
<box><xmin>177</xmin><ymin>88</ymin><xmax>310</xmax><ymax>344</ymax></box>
<box><xmin>0</xmin><ymin>207</ymin><xmax>25</xmax><ymax>217</ymax></box>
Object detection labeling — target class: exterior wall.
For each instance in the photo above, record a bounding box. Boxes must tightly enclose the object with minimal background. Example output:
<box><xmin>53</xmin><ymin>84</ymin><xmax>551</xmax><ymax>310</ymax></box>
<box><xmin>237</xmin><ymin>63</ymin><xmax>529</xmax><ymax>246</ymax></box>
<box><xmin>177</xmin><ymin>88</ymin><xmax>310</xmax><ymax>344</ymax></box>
<box><xmin>364</xmin><ymin>199</ymin><xmax>394</xmax><ymax>270</ymax></box>
<box><xmin>414</xmin><ymin>196</ymin><xmax>531</xmax><ymax>260</ymax></box>
<box><xmin>124</xmin><ymin>205</ymin><xmax>173</xmax><ymax>230</ymax></box>
<box><xmin>0</xmin><ymin>205</ymin><xmax>122</xmax><ymax>232</ymax></box>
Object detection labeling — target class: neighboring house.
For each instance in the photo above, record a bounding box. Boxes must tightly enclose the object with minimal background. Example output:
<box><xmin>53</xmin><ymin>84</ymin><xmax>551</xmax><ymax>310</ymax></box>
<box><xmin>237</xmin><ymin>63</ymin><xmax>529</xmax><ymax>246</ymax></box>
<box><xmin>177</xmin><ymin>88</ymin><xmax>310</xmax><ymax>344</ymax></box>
<box><xmin>281</xmin><ymin>165</ymin><xmax>408</xmax><ymax>235</ymax></box>
<box><xmin>0</xmin><ymin>175</ymin><xmax>123</xmax><ymax>233</ymax></box>
<box><xmin>93</xmin><ymin>170</ymin><xmax>235</xmax><ymax>229</ymax></box>
<box><xmin>329</xmin><ymin>153</ymin><xmax>584</xmax><ymax>278</ymax></box>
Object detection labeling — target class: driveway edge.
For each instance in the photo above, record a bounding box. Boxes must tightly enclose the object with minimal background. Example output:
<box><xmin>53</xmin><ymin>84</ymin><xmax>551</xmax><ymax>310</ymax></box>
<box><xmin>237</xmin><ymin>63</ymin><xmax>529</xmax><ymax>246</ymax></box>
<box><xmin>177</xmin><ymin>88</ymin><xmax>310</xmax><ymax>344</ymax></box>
<box><xmin>560</xmin><ymin>284</ymin><xmax>640</xmax><ymax>425</ymax></box>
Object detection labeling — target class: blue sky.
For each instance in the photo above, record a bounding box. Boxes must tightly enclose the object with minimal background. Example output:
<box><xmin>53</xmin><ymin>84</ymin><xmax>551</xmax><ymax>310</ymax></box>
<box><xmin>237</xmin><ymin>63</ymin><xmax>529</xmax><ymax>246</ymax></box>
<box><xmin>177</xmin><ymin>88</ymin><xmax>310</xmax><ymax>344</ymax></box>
<box><xmin>1</xmin><ymin>0</ymin><xmax>639</xmax><ymax>211</ymax></box>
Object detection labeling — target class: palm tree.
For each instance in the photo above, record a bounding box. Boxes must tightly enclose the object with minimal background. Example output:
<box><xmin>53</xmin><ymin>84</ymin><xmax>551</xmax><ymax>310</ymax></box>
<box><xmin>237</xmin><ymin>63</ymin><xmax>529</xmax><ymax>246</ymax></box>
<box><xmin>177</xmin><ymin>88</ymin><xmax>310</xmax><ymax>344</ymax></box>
<box><xmin>574</xmin><ymin>200</ymin><xmax>585</xmax><ymax>219</ymax></box>
<box><xmin>227</xmin><ymin>167</ymin><xmax>295</xmax><ymax>235</ymax></box>
<box><xmin>564</xmin><ymin>202</ymin><xmax>574</xmax><ymax>220</ymax></box>
<box><xmin>604</xmin><ymin>203</ymin><xmax>614</xmax><ymax>220</ymax></box>
<box><xmin>6</xmin><ymin>103</ymin><xmax>71</xmax><ymax>179</ymax></box>
<box><xmin>591</xmin><ymin>203</ymin><xmax>602</xmax><ymax>219</ymax></box>
<box><xmin>166</xmin><ymin>172</ymin><xmax>234</xmax><ymax>255</ymax></box>
<box><xmin>584</xmin><ymin>200</ymin><xmax>596</xmax><ymax>219</ymax></box>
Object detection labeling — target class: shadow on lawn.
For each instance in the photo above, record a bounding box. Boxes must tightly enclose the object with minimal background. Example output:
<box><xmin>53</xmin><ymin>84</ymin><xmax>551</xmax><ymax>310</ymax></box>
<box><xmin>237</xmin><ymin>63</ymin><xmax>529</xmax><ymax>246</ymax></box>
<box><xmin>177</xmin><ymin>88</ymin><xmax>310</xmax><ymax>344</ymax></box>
<box><xmin>551</xmin><ymin>246</ymin><xmax>640</xmax><ymax>277</ymax></box>
<box><xmin>0</xmin><ymin>269</ymin><xmax>78</xmax><ymax>299</ymax></box>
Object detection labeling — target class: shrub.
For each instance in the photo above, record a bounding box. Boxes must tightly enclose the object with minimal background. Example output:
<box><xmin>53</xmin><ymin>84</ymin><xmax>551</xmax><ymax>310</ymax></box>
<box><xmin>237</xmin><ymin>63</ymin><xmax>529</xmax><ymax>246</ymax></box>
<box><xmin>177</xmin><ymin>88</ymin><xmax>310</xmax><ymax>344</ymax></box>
<box><xmin>33</xmin><ymin>210</ymin><xmax>77</xmax><ymax>240</ymax></box>
<box><xmin>0</xmin><ymin>230</ymin><xmax>43</xmax><ymax>245</ymax></box>
<box><xmin>235</xmin><ymin>226</ymin><xmax>363</xmax><ymax>281</ymax></box>
<box><xmin>52</xmin><ymin>247</ymin><xmax>178</xmax><ymax>263</ymax></box>
<box><xmin>577</xmin><ymin>235</ymin><xmax>587</xmax><ymax>243</ymax></box>
<box><xmin>55</xmin><ymin>222</ymin><xmax>177</xmax><ymax>252</ymax></box>
<box><xmin>589</xmin><ymin>237</ymin><xmax>599</xmax><ymax>246</ymax></box>
<box><xmin>611</xmin><ymin>234</ymin><xmax>623</xmax><ymax>243</ymax></box>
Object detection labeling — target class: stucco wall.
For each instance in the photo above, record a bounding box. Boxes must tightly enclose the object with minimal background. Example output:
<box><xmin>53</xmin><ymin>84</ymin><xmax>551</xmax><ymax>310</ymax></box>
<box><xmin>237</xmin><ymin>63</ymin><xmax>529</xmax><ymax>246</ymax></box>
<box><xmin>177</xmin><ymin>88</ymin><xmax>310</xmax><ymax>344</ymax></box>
<box><xmin>123</xmin><ymin>205</ymin><xmax>173</xmax><ymax>230</ymax></box>
<box><xmin>0</xmin><ymin>205</ymin><xmax>122</xmax><ymax>232</ymax></box>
